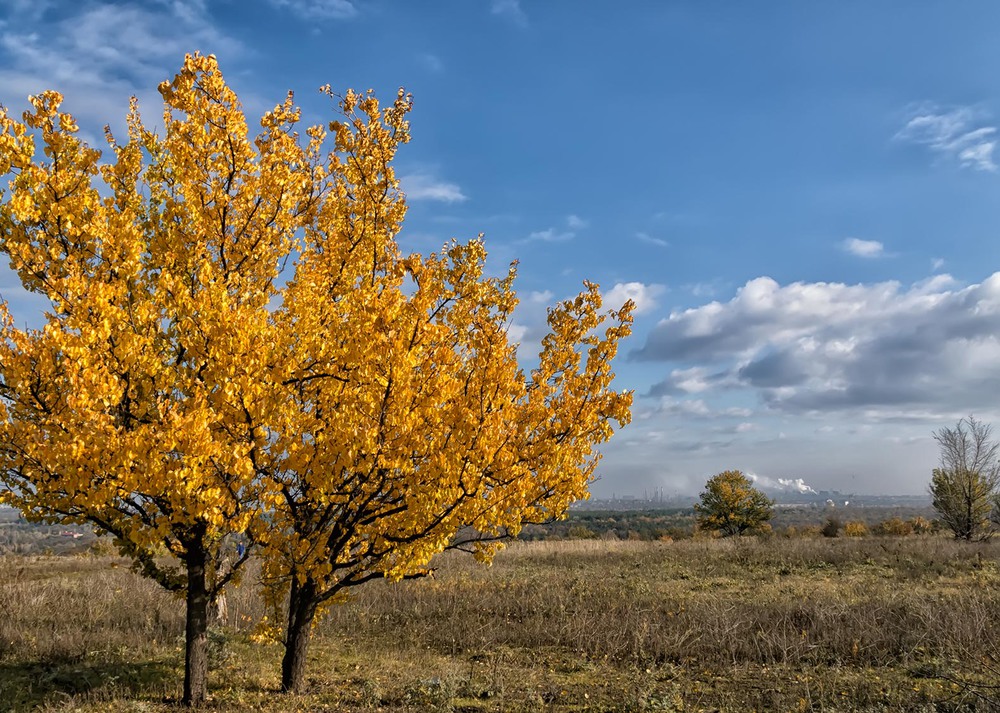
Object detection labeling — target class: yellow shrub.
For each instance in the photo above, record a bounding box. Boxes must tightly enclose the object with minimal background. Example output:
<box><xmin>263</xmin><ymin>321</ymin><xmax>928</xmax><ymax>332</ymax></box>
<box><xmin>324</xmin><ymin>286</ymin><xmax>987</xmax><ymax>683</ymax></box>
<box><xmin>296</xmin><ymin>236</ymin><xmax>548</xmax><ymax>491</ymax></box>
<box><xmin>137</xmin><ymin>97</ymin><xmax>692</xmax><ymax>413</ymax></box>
<box><xmin>843</xmin><ymin>521</ymin><xmax>868</xmax><ymax>537</ymax></box>
<box><xmin>874</xmin><ymin>517</ymin><xmax>912</xmax><ymax>536</ymax></box>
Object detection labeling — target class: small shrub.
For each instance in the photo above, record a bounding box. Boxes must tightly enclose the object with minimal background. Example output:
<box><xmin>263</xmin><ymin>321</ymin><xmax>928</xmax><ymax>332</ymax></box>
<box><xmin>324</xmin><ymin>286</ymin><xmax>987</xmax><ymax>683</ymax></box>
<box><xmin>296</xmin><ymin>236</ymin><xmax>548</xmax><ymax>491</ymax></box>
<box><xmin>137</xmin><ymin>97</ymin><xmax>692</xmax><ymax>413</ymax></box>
<box><xmin>799</xmin><ymin>525</ymin><xmax>823</xmax><ymax>538</ymax></box>
<box><xmin>843</xmin><ymin>521</ymin><xmax>868</xmax><ymax>537</ymax></box>
<box><xmin>821</xmin><ymin>517</ymin><xmax>841</xmax><ymax>538</ymax></box>
<box><xmin>567</xmin><ymin>525</ymin><xmax>596</xmax><ymax>540</ymax></box>
<box><xmin>874</xmin><ymin>517</ymin><xmax>913</xmax><ymax>536</ymax></box>
<box><xmin>88</xmin><ymin>536</ymin><xmax>119</xmax><ymax>557</ymax></box>
<box><xmin>909</xmin><ymin>516</ymin><xmax>933</xmax><ymax>534</ymax></box>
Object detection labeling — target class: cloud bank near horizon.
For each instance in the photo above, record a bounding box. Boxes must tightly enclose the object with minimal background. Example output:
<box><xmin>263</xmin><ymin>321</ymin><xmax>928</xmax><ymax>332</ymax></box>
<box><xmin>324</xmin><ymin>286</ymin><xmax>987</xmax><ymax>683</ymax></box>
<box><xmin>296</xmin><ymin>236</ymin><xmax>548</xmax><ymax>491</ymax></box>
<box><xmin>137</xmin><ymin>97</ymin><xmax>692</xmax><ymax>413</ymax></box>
<box><xmin>634</xmin><ymin>272</ymin><xmax>1000</xmax><ymax>422</ymax></box>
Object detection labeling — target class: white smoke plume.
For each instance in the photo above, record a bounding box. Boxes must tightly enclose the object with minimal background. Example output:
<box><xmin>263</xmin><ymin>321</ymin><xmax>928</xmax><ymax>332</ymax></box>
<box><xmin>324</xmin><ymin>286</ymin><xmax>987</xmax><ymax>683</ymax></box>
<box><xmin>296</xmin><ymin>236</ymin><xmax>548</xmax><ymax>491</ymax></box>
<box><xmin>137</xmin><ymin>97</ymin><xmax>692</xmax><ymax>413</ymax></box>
<box><xmin>746</xmin><ymin>472</ymin><xmax>818</xmax><ymax>494</ymax></box>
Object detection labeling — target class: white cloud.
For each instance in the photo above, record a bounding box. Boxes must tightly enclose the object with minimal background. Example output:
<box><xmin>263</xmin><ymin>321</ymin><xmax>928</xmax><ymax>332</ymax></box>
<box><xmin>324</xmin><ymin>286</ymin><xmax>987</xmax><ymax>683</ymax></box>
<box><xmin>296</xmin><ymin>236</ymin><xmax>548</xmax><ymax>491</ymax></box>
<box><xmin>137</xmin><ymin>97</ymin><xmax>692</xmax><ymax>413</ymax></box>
<box><xmin>932</xmin><ymin>257</ymin><xmax>946</xmax><ymax>271</ymax></box>
<box><xmin>399</xmin><ymin>174</ymin><xmax>467</xmax><ymax>203</ymax></box>
<box><xmin>603</xmin><ymin>281</ymin><xmax>666</xmax><ymax>315</ymax></box>
<box><xmin>491</xmin><ymin>0</ymin><xmax>527</xmax><ymax>25</ymax></box>
<box><xmin>267</xmin><ymin>0</ymin><xmax>358</xmax><ymax>20</ymax></box>
<box><xmin>505</xmin><ymin>289</ymin><xmax>559</xmax><ymax>359</ymax></box>
<box><xmin>649</xmin><ymin>397</ymin><xmax>754</xmax><ymax>421</ymax></box>
<box><xmin>506</xmin><ymin>322</ymin><xmax>529</xmax><ymax>344</ymax></box>
<box><xmin>842</xmin><ymin>237</ymin><xmax>885</xmax><ymax>258</ymax></box>
<box><xmin>912</xmin><ymin>273</ymin><xmax>957</xmax><ymax>294</ymax></box>
<box><xmin>636</xmin><ymin>272</ymin><xmax>1000</xmax><ymax>418</ymax></box>
<box><xmin>895</xmin><ymin>104</ymin><xmax>998</xmax><ymax>172</ymax></box>
<box><xmin>524</xmin><ymin>215</ymin><xmax>590</xmax><ymax>243</ymax></box>
<box><xmin>656</xmin><ymin>398</ymin><xmax>712</xmax><ymax>417</ymax></box>
<box><xmin>658</xmin><ymin>366</ymin><xmax>714</xmax><ymax>394</ymax></box>
<box><xmin>637</xmin><ymin>231</ymin><xmax>669</xmax><ymax>248</ymax></box>
<box><xmin>526</xmin><ymin>290</ymin><xmax>554</xmax><ymax>304</ymax></box>
<box><xmin>526</xmin><ymin>228</ymin><xmax>574</xmax><ymax>243</ymax></box>
<box><xmin>509</xmin><ymin>282</ymin><xmax>656</xmax><ymax>361</ymax></box>
<box><xmin>0</xmin><ymin>1</ymin><xmax>243</xmax><ymax>138</ymax></box>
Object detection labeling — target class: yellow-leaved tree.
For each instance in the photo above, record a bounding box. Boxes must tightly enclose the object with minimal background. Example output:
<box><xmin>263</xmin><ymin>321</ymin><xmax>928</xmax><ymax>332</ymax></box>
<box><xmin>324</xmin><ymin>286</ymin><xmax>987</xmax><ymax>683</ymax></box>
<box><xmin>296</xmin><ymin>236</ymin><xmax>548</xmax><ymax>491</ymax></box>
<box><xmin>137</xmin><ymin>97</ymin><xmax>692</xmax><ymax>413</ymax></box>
<box><xmin>0</xmin><ymin>54</ymin><xmax>634</xmax><ymax>701</ymax></box>
<box><xmin>259</xmin><ymin>73</ymin><xmax>633</xmax><ymax>692</ymax></box>
<box><xmin>0</xmin><ymin>55</ymin><xmax>319</xmax><ymax>705</ymax></box>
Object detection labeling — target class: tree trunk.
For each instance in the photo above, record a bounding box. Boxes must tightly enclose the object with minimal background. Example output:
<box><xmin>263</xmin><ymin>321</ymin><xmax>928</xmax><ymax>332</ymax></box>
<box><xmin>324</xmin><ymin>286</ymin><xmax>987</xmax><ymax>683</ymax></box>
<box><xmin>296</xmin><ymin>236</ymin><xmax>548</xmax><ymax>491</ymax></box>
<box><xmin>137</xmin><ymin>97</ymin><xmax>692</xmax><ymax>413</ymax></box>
<box><xmin>183</xmin><ymin>543</ymin><xmax>210</xmax><ymax>706</ymax></box>
<box><xmin>281</xmin><ymin>577</ymin><xmax>319</xmax><ymax>693</ymax></box>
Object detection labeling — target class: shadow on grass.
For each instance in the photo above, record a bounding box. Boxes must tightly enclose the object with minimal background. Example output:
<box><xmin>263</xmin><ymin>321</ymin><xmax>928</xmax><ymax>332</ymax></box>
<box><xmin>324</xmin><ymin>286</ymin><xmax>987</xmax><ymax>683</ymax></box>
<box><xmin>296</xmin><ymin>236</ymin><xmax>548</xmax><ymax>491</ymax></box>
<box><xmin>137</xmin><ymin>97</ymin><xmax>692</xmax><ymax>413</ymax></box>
<box><xmin>0</xmin><ymin>655</ymin><xmax>174</xmax><ymax>711</ymax></box>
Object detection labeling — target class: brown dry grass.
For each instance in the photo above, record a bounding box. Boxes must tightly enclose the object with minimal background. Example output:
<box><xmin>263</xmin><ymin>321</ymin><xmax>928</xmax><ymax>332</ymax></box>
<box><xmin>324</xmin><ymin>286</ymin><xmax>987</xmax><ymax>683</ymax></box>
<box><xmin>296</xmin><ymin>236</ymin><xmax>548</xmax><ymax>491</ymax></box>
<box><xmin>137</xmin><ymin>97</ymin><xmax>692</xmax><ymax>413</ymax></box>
<box><xmin>2</xmin><ymin>536</ymin><xmax>999</xmax><ymax>711</ymax></box>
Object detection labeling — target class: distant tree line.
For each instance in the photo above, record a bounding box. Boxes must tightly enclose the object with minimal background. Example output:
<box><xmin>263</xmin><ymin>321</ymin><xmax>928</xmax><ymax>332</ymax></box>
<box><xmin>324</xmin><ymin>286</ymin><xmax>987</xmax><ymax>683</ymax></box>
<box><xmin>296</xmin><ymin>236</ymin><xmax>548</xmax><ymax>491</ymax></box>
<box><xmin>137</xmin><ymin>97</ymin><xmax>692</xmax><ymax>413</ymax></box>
<box><xmin>517</xmin><ymin>504</ymin><xmax>941</xmax><ymax>542</ymax></box>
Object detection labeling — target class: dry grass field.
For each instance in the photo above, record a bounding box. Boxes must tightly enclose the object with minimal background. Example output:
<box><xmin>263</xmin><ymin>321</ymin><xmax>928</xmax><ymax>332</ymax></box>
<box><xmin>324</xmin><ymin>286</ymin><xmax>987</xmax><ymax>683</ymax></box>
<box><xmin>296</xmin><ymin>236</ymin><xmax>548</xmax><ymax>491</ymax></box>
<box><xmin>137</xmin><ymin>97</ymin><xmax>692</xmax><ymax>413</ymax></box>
<box><xmin>2</xmin><ymin>536</ymin><xmax>999</xmax><ymax>711</ymax></box>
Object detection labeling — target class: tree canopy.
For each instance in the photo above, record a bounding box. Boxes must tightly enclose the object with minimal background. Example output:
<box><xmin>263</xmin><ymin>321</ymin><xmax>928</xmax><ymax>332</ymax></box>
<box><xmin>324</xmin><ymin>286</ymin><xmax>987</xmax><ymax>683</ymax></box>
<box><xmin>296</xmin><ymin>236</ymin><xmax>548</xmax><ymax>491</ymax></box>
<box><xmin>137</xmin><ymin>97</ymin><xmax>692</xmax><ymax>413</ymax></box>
<box><xmin>0</xmin><ymin>53</ymin><xmax>634</xmax><ymax>701</ymax></box>
<box><xmin>694</xmin><ymin>470</ymin><xmax>773</xmax><ymax>537</ymax></box>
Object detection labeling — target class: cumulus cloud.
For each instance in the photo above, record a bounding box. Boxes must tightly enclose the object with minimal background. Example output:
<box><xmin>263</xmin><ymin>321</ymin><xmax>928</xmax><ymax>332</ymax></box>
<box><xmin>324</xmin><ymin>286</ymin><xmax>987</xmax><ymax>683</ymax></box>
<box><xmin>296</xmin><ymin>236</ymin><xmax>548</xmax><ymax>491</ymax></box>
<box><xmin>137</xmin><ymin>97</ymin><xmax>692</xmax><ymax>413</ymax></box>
<box><xmin>603</xmin><ymin>281</ymin><xmax>666</xmax><ymax>315</ymax></box>
<box><xmin>895</xmin><ymin>104</ymin><xmax>998</xmax><ymax>171</ymax></box>
<box><xmin>506</xmin><ymin>322</ymin><xmax>529</xmax><ymax>344</ymax></box>
<box><xmin>399</xmin><ymin>174</ymin><xmax>467</xmax><ymax>203</ymax></box>
<box><xmin>635</xmin><ymin>273</ymin><xmax>1000</xmax><ymax>417</ymax></box>
<box><xmin>842</xmin><ymin>237</ymin><xmax>885</xmax><ymax>258</ymax></box>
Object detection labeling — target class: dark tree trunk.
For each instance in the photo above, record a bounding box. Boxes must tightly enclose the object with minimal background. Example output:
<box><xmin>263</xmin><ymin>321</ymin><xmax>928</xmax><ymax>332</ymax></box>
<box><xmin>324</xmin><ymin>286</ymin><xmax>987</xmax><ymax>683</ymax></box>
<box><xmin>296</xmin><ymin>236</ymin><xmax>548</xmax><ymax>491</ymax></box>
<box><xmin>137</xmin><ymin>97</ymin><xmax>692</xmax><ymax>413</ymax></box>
<box><xmin>281</xmin><ymin>577</ymin><xmax>319</xmax><ymax>693</ymax></box>
<box><xmin>183</xmin><ymin>542</ymin><xmax>210</xmax><ymax>706</ymax></box>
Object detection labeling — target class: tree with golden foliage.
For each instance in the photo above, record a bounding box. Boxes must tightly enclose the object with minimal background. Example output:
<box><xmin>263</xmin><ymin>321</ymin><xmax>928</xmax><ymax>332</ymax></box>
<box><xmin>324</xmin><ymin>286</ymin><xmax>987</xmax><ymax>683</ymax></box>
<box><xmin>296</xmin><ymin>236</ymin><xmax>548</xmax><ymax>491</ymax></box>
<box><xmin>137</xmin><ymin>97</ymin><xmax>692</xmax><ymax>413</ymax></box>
<box><xmin>0</xmin><ymin>54</ymin><xmax>633</xmax><ymax>701</ymax></box>
<box><xmin>694</xmin><ymin>470</ymin><xmax>773</xmax><ymax>537</ymax></box>
<box><xmin>255</xmin><ymin>79</ymin><xmax>633</xmax><ymax>694</ymax></box>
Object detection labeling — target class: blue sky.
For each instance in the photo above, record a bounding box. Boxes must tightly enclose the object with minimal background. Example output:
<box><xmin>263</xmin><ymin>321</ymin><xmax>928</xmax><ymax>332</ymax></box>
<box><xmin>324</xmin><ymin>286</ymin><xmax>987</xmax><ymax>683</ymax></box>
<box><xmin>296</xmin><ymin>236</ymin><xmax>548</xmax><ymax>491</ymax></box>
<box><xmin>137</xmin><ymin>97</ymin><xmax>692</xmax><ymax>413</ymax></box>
<box><xmin>3</xmin><ymin>1</ymin><xmax>1000</xmax><ymax>496</ymax></box>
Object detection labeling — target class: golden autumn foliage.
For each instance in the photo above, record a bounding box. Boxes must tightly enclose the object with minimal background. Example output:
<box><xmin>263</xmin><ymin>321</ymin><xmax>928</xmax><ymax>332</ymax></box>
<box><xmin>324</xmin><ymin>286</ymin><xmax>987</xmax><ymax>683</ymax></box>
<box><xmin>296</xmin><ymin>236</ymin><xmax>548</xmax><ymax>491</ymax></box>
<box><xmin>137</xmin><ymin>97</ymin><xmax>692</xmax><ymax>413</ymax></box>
<box><xmin>0</xmin><ymin>54</ymin><xmax>633</xmax><ymax>699</ymax></box>
<box><xmin>0</xmin><ymin>53</ymin><xmax>316</xmax><ymax>704</ymax></box>
<box><xmin>843</xmin><ymin>521</ymin><xmax>869</xmax><ymax>537</ymax></box>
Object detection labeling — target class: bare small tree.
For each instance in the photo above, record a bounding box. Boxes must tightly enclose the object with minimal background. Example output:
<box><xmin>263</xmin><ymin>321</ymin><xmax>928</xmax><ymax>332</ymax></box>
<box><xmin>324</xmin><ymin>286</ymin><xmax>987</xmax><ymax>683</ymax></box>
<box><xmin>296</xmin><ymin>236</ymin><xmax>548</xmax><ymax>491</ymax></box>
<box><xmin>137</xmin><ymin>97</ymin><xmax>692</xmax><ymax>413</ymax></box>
<box><xmin>929</xmin><ymin>416</ymin><xmax>1000</xmax><ymax>541</ymax></box>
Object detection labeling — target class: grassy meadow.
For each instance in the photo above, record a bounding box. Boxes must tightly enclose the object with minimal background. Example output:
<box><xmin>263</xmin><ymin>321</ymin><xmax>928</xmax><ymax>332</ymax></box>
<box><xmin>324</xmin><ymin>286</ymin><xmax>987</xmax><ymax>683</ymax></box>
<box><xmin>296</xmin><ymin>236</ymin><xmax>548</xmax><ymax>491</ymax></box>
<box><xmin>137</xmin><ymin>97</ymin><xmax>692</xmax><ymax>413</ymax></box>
<box><xmin>2</xmin><ymin>533</ymin><xmax>1000</xmax><ymax>712</ymax></box>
